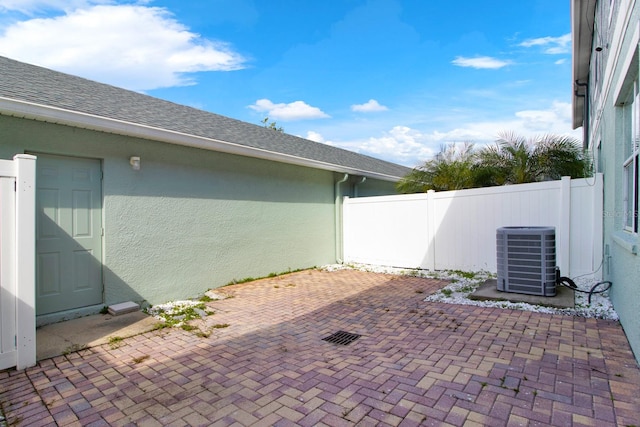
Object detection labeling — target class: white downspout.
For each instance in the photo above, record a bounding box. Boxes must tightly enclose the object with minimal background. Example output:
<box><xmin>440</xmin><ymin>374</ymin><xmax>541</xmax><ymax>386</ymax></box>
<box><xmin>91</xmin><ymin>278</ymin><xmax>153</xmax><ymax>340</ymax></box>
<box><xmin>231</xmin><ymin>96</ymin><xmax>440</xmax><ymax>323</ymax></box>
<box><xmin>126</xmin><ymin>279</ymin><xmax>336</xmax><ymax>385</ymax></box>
<box><xmin>335</xmin><ymin>174</ymin><xmax>349</xmax><ymax>263</ymax></box>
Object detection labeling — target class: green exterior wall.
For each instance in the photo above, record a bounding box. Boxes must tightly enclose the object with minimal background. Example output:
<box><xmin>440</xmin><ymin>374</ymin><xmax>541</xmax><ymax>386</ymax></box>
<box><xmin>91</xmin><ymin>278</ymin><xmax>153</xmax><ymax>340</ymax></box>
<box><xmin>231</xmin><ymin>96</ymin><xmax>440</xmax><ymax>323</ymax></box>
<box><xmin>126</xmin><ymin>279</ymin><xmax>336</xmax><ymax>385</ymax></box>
<box><xmin>600</xmin><ymin>100</ymin><xmax>640</xmax><ymax>363</ymax></box>
<box><xmin>0</xmin><ymin>115</ymin><xmax>399</xmax><ymax>310</ymax></box>
<box><xmin>588</xmin><ymin>2</ymin><xmax>640</xmax><ymax>363</ymax></box>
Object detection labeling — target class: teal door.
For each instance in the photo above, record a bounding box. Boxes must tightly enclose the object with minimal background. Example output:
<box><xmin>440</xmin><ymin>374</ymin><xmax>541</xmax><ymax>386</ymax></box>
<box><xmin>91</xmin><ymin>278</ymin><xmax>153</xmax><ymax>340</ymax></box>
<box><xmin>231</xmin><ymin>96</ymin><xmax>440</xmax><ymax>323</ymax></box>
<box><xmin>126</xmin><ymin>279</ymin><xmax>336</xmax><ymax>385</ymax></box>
<box><xmin>35</xmin><ymin>154</ymin><xmax>103</xmax><ymax>315</ymax></box>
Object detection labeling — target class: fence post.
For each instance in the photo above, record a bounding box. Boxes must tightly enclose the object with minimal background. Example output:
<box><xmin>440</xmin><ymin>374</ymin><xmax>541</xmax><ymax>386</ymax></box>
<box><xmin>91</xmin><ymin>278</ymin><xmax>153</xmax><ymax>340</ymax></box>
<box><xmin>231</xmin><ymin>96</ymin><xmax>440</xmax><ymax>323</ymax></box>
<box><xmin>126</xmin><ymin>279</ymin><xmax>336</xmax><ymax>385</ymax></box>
<box><xmin>426</xmin><ymin>190</ymin><xmax>436</xmax><ymax>271</ymax></box>
<box><xmin>559</xmin><ymin>176</ymin><xmax>571</xmax><ymax>276</ymax></box>
<box><xmin>593</xmin><ymin>173</ymin><xmax>604</xmax><ymax>280</ymax></box>
<box><xmin>342</xmin><ymin>196</ymin><xmax>350</xmax><ymax>264</ymax></box>
<box><xmin>14</xmin><ymin>154</ymin><xmax>36</xmax><ymax>370</ymax></box>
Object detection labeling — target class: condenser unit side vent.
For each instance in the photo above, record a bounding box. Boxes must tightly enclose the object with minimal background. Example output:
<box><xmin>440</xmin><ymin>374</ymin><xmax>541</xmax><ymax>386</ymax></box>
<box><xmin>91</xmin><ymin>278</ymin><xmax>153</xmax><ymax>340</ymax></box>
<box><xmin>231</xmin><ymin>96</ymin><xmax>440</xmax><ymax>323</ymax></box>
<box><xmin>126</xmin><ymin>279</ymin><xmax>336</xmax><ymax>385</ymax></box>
<box><xmin>496</xmin><ymin>226</ymin><xmax>556</xmax><ymax>297</ymax></box>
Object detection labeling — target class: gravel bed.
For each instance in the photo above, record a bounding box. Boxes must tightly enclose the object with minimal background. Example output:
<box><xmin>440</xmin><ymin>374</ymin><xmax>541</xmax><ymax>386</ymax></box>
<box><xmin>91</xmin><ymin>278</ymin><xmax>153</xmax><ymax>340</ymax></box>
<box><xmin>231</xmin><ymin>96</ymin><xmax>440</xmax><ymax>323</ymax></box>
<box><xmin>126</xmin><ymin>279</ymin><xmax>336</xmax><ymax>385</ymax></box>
<box><xmin>323</xmin><ymin>263</ymin><xmax>618</xmax><ymax>321</ymax></box>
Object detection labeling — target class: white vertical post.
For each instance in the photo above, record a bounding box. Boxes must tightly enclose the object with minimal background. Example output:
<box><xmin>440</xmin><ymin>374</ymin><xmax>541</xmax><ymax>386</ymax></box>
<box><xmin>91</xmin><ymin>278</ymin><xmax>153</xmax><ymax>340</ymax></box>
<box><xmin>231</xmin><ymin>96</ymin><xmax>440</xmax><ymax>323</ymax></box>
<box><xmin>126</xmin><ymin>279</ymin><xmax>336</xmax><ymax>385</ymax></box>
<box><xmin>559</xmin><ymin>176</ymin><xmax>571</xmax><ymax>276</ymax></box>
<box><xmin>0</xmin><ymin>175</ymin><xmax>17</xmax><ymax>370</ymax></box>
<box><xmin>342</xmin><ymin>196</ymin><xmax>350</xmax><ymax>263</ymax></box>
<box><xmin>592</xmin><ymin>173</ymin><xmax>604</xmax><ymax>280</ymax></box>
<box><xmin>14</xmin><ymin>154</ymin><xmax>36</xmax><ymax>370</ymax></box>
<box><xmin>426</xmin><ymin>189</ymin><xmax>436</xmax><ymax>271</ymax></box>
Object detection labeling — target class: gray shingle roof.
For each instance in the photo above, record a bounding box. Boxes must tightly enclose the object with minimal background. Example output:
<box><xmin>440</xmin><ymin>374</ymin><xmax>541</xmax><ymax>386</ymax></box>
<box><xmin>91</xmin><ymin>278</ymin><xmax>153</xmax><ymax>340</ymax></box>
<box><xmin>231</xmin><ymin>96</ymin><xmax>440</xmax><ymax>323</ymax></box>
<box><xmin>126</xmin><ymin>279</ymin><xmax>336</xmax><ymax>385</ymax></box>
<box><xmin>0</xmin><ymin>56</ymin><xmax>411</xmax><ymax>180</ymax></box>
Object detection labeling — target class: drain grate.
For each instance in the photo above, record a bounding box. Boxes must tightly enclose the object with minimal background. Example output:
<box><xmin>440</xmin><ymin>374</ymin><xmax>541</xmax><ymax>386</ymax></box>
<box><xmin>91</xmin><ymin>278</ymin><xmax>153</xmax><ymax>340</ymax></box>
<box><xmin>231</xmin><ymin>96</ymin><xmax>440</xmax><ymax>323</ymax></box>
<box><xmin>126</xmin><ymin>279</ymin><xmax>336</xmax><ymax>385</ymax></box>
<box><xmin>322</xmin><ymin>330</ymin><xmax>361</xmax><ymax>346</ymax></box>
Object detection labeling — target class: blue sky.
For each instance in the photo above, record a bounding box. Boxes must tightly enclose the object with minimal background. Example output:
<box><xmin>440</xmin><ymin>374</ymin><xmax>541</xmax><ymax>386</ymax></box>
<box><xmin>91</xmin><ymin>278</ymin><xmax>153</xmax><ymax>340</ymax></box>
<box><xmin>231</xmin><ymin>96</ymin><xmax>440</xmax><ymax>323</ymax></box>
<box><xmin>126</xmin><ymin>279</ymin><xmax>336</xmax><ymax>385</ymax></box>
<box><xmin>0</xmin><ymin>0</ymin><xmax>576</xmax><ymax>167</ymax></box>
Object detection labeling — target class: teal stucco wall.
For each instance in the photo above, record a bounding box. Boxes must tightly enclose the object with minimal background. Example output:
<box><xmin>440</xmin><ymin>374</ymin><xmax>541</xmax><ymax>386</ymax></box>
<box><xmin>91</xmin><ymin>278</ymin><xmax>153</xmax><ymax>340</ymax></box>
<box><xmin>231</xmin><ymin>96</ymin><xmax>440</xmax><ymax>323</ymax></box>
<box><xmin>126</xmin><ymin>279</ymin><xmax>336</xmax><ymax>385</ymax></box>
<box><xmin>0</xmin><ymin>115</ymin><xmax>398</xmax><ymax>309</ymax></box>
<box><xmin>600</xmin><ymin>99</ymin><xmax>640</xmax><ymax>365</ymax></box>
<box><xmin>589</xmin><ymin>1</ymin><xmax>640</xmax><ymax>363</ymax></box>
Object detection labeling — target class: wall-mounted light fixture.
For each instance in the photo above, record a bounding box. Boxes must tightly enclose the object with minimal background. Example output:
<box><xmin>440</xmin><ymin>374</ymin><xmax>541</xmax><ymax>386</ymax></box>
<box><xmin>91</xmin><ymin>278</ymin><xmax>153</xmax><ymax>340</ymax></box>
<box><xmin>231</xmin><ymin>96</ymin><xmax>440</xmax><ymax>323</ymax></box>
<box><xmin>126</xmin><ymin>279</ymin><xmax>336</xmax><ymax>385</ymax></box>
<box><xmin>129</xmin><ymin>156</ymin><xmax>141</xmax><ymax>171</ymax></box>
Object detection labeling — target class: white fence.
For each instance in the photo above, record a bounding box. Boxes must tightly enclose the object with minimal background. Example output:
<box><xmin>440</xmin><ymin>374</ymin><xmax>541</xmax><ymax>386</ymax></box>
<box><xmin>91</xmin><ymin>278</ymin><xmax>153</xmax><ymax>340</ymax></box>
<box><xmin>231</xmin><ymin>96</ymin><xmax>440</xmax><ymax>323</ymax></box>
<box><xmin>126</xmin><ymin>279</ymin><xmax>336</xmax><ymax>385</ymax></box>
<box><xmin>343</xmin><ymin>175</ymin><xmax>603</xmax><ymax>279</ymax></box>
<box><xmin>0</xmin><ymin>154</ymin><xmax>36</xmax><ymax>370</ymax></box>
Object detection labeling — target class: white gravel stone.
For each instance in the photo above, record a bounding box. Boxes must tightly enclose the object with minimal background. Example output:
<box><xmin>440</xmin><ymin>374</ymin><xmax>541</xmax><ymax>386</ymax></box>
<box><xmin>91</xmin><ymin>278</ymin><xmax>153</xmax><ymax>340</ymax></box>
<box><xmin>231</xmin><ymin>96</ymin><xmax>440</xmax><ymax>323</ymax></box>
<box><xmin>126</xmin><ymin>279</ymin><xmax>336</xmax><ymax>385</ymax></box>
<box><xmin>205</xmin><ymin>290</ymin><xmax>227</xmax><ymax>300</ymax></box>
<box><xmin>322</xmin><ymin>263</ymin><xmax>618</xmax><ymax>321</ymax></box>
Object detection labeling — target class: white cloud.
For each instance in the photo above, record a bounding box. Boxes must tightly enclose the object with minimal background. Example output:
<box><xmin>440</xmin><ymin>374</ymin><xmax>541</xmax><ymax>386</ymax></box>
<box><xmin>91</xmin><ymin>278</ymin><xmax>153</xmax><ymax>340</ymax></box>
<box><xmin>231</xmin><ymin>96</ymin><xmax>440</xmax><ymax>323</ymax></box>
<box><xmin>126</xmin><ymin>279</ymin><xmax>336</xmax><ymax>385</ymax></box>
<box><xmin>305</xmin><ymin>131</ymin><xmax>325</xmax><ymax>142</ymax></box>
<box><xmin>351</xmin><ymin>99</ymin><xmax>388</xmax><ymax>112</ymax></box>
<box><xmin>360</xmin><ymin>126</ymin><xmax>436</xmax><ymax>165</ymax></box>
<box><xmin>0</xmin><ymin>4</ymin><xmax>247</xmax><ymax>91</ymax></box>
<box><xmin>420</xmin><ymin>102</ymin><xmax>579</xmax><ymax>145</ymax></box>
<box><xmin>520</xmin><ymin>33</ymin><xmax>571</xmax><ymax>54</ymax></box>
<box><xmin>311</xmin><ymin>126</ymin><xmax>435</xmax><ymax>167</ymax></box>
<box><xmin>302</xmin><ymin>101</ymin><xmax>581</xmax><ymax>167</ymax></box>
<box><xmin>249</xmin><ymin>99</ymin><xmax>330</xmax><ymax>121</ymax></box>
<box><xmin>514</xmin><ymin>100</ymin><xmax>576</xmax><ymax>133</ymax></box>
<box><xmin>452</xmin><ymin>56</ymin><xmax>511</xmax><ymax>69</ymax></box>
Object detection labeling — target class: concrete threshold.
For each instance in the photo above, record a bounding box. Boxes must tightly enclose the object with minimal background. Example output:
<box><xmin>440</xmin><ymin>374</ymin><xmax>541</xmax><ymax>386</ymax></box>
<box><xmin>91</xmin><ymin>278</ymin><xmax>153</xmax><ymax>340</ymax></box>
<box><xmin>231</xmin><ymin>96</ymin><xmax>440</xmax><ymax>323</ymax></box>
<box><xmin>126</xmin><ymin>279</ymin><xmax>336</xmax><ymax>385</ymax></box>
<box><xmin>36</xmin><ymin>311</ymin><xmax>159</xmax><ymax>361</ymax></box>
<box><xmin>469</xmin><ymin>279</ymin><xmax>574</xmax><ymax>309</ymax></box>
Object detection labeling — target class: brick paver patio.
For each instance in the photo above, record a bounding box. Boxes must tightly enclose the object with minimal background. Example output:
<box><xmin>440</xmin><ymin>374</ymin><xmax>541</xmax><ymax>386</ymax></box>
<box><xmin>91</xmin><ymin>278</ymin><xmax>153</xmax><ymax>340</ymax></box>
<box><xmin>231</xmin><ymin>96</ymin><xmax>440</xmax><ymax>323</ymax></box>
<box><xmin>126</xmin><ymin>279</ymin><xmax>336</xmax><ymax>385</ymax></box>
<box><xmin>1</xmin><ymin>269</ymin><xmax>639</xmax><ymax>426</ymax></box>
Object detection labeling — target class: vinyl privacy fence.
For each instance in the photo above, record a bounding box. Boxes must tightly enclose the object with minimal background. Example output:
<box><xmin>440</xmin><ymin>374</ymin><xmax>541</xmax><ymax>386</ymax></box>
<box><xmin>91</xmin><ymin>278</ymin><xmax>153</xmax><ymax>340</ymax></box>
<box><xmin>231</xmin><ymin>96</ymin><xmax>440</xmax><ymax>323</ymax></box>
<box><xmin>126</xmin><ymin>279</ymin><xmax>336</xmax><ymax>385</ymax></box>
<box><xmin>0</xmin><ymin>154</ymin><xmax>36</xmax><ymax>370</ymax></box>
<box><xmin>343</xmin><ymin>175</ymin><xmax>603</xmax><ymax>279</ymax></box>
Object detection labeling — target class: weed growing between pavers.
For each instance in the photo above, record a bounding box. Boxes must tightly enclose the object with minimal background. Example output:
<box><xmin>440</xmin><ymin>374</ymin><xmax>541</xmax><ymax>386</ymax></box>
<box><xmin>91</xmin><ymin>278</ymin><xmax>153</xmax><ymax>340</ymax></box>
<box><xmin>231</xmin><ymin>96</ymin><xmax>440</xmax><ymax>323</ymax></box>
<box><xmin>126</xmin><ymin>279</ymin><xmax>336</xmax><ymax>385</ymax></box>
<box><xmin>108</xmin><ymin>336</ymin><xmax>124</xmax><ymax>349</ymax></box>
<box><xmin>145</xmin><ymin>300</ymin><xmax>216</xmax><ymax>336</ymax></box>
<box><xmin>146</xmin><ymin>270</ymin><xmax>313</xmax><ymax>336</ymax></box>
<box><xmin>211</xmin><ymin>323</ymin><xmax>230</xmax><ymax>329</ymax></box>
<box><xmin>146</xmin><ymin>301</ymin><xmax>213</xmax><ymax>326</ymax></box>
<box><xmin>225</xmin><ymin>266</ymin><xmax>316</xmax><ymax>286</ymax></box>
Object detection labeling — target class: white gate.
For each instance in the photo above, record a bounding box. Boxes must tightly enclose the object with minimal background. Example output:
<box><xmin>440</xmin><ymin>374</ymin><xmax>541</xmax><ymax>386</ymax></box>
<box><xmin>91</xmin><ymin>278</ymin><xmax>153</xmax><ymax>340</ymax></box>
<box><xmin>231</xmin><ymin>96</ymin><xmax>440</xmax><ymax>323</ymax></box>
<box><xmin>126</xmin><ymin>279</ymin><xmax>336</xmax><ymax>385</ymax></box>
<box><xmin>0</xmin><ymin>154</ymin><xmax>36</xmax><ymax>370</ymax></box>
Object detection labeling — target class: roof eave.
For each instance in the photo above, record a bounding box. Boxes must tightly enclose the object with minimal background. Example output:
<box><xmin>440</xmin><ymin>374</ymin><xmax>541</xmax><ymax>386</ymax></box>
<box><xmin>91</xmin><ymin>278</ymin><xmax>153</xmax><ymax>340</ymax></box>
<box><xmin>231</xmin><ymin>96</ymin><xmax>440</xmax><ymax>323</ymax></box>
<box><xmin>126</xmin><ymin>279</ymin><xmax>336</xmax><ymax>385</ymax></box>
<box><xmin>571</xmin><ymin>0</ymin><xmax>596</xmax><ymax>129</ymax></box>
<box><xmin>0</xmin><ymin>97</ymin><xmax>403</xmax><ymax>182</ymax></box>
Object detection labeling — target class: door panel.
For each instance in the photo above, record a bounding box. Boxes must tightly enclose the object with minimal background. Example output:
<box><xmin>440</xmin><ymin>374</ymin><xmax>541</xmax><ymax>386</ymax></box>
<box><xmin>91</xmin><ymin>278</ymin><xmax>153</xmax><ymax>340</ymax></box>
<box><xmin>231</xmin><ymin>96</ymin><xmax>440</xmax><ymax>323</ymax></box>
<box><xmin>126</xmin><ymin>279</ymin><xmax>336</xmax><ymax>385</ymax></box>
<box><xmin>36</xmin><ymin>154</ymin><xmax>103</xmax><ymax>315</ymax></box>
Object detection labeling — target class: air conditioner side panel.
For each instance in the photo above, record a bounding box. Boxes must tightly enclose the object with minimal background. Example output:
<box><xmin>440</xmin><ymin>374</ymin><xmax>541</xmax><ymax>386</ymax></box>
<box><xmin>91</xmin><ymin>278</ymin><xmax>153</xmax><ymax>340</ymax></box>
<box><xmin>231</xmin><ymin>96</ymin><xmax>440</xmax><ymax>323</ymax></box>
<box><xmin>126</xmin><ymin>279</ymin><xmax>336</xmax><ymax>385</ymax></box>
<box><xmin>496</xmin><ymin>227</ymin><xmax>556</xmax><ymax>296</ymax></box>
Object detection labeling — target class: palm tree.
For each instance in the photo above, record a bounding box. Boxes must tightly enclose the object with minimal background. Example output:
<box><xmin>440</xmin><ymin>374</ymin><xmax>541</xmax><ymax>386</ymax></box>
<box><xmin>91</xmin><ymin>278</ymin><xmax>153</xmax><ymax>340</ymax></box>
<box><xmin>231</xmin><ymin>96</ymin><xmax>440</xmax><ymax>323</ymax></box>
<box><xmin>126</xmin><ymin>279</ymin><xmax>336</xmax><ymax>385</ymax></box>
<box><xmin>397</xmin><ymin>143</ymin><xmax>479</xmax><ymax>193</ymax></box>
<box><xmin>533</xmin><ymin>133</ymin><xmax>591</xmax><ymax>180</ymax></box>
<box><xmin>397</xmin><ymin>132</ymin><xmax>592</xmax><ymax>193</ymax></box>
<box><xmin>478</xmin><ymin>131</ymin><xmax>591</xmax><ymax>184</ymax></box>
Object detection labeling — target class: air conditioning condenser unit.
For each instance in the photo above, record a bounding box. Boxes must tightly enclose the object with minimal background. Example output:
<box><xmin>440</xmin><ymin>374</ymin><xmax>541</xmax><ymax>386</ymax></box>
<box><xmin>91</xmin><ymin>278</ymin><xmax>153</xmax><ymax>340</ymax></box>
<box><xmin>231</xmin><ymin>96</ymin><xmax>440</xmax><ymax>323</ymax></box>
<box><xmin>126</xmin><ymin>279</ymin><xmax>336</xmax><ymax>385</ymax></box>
<box><xmin>496</xmin><ymin>226</ymin><xmax>556</xmax><ymax>297</ymax></box>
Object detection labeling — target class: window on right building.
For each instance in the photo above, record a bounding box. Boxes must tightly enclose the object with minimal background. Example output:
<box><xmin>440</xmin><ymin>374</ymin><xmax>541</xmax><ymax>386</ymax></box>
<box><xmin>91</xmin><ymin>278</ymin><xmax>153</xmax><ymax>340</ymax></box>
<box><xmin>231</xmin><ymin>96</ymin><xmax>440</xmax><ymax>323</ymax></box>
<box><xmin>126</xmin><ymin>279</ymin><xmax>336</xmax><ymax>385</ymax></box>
<box><xmin>623</xmin><ymin>80</ymin><xmax>639</xmax><ymax>233</ymax></box>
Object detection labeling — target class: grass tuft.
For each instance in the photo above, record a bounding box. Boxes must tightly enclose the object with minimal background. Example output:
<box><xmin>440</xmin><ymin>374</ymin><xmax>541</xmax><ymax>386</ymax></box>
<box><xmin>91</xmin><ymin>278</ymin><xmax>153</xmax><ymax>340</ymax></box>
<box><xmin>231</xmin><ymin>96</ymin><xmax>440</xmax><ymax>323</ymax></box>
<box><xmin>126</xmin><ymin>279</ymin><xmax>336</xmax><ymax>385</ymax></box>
<box><xmin>212</xmin><ymin>323</ymin><xmax>230</xmax><ymax>329</ymax></box>
<box><xmin>108</xmin><ymin>336</ymin><xmax>124</xmax><ymax>349</ymax></box>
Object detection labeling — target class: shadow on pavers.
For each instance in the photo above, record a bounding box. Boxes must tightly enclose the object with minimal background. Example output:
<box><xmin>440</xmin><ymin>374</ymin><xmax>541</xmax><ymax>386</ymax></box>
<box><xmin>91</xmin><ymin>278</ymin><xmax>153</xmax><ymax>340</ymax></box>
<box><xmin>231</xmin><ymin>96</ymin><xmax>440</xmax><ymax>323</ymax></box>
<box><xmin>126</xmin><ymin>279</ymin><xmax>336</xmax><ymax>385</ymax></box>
<box><xmin>36</xmin><ymin>311</ymin><xmax>159</xmax><ymax>360</ymax></box>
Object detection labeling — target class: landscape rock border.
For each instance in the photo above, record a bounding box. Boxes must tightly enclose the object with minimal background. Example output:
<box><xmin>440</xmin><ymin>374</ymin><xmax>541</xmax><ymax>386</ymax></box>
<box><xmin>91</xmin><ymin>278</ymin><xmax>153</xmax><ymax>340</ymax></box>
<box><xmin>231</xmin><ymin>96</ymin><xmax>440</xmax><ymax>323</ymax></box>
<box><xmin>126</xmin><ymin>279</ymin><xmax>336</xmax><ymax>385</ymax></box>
<box><xmin>322</xmin><ymin>263</ymin><xmax>618</xmax><ymax>321</ymax></box>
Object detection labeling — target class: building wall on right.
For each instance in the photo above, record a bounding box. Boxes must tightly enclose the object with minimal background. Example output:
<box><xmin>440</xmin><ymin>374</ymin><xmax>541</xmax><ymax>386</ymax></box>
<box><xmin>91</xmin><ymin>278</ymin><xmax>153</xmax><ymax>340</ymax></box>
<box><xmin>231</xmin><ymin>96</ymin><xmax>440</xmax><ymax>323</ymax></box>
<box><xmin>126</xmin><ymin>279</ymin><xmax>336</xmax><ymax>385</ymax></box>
<box><xmin>575</xmin><ymin>0</ymin><xmax>640</xmax><ymax>363</ymax></box>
